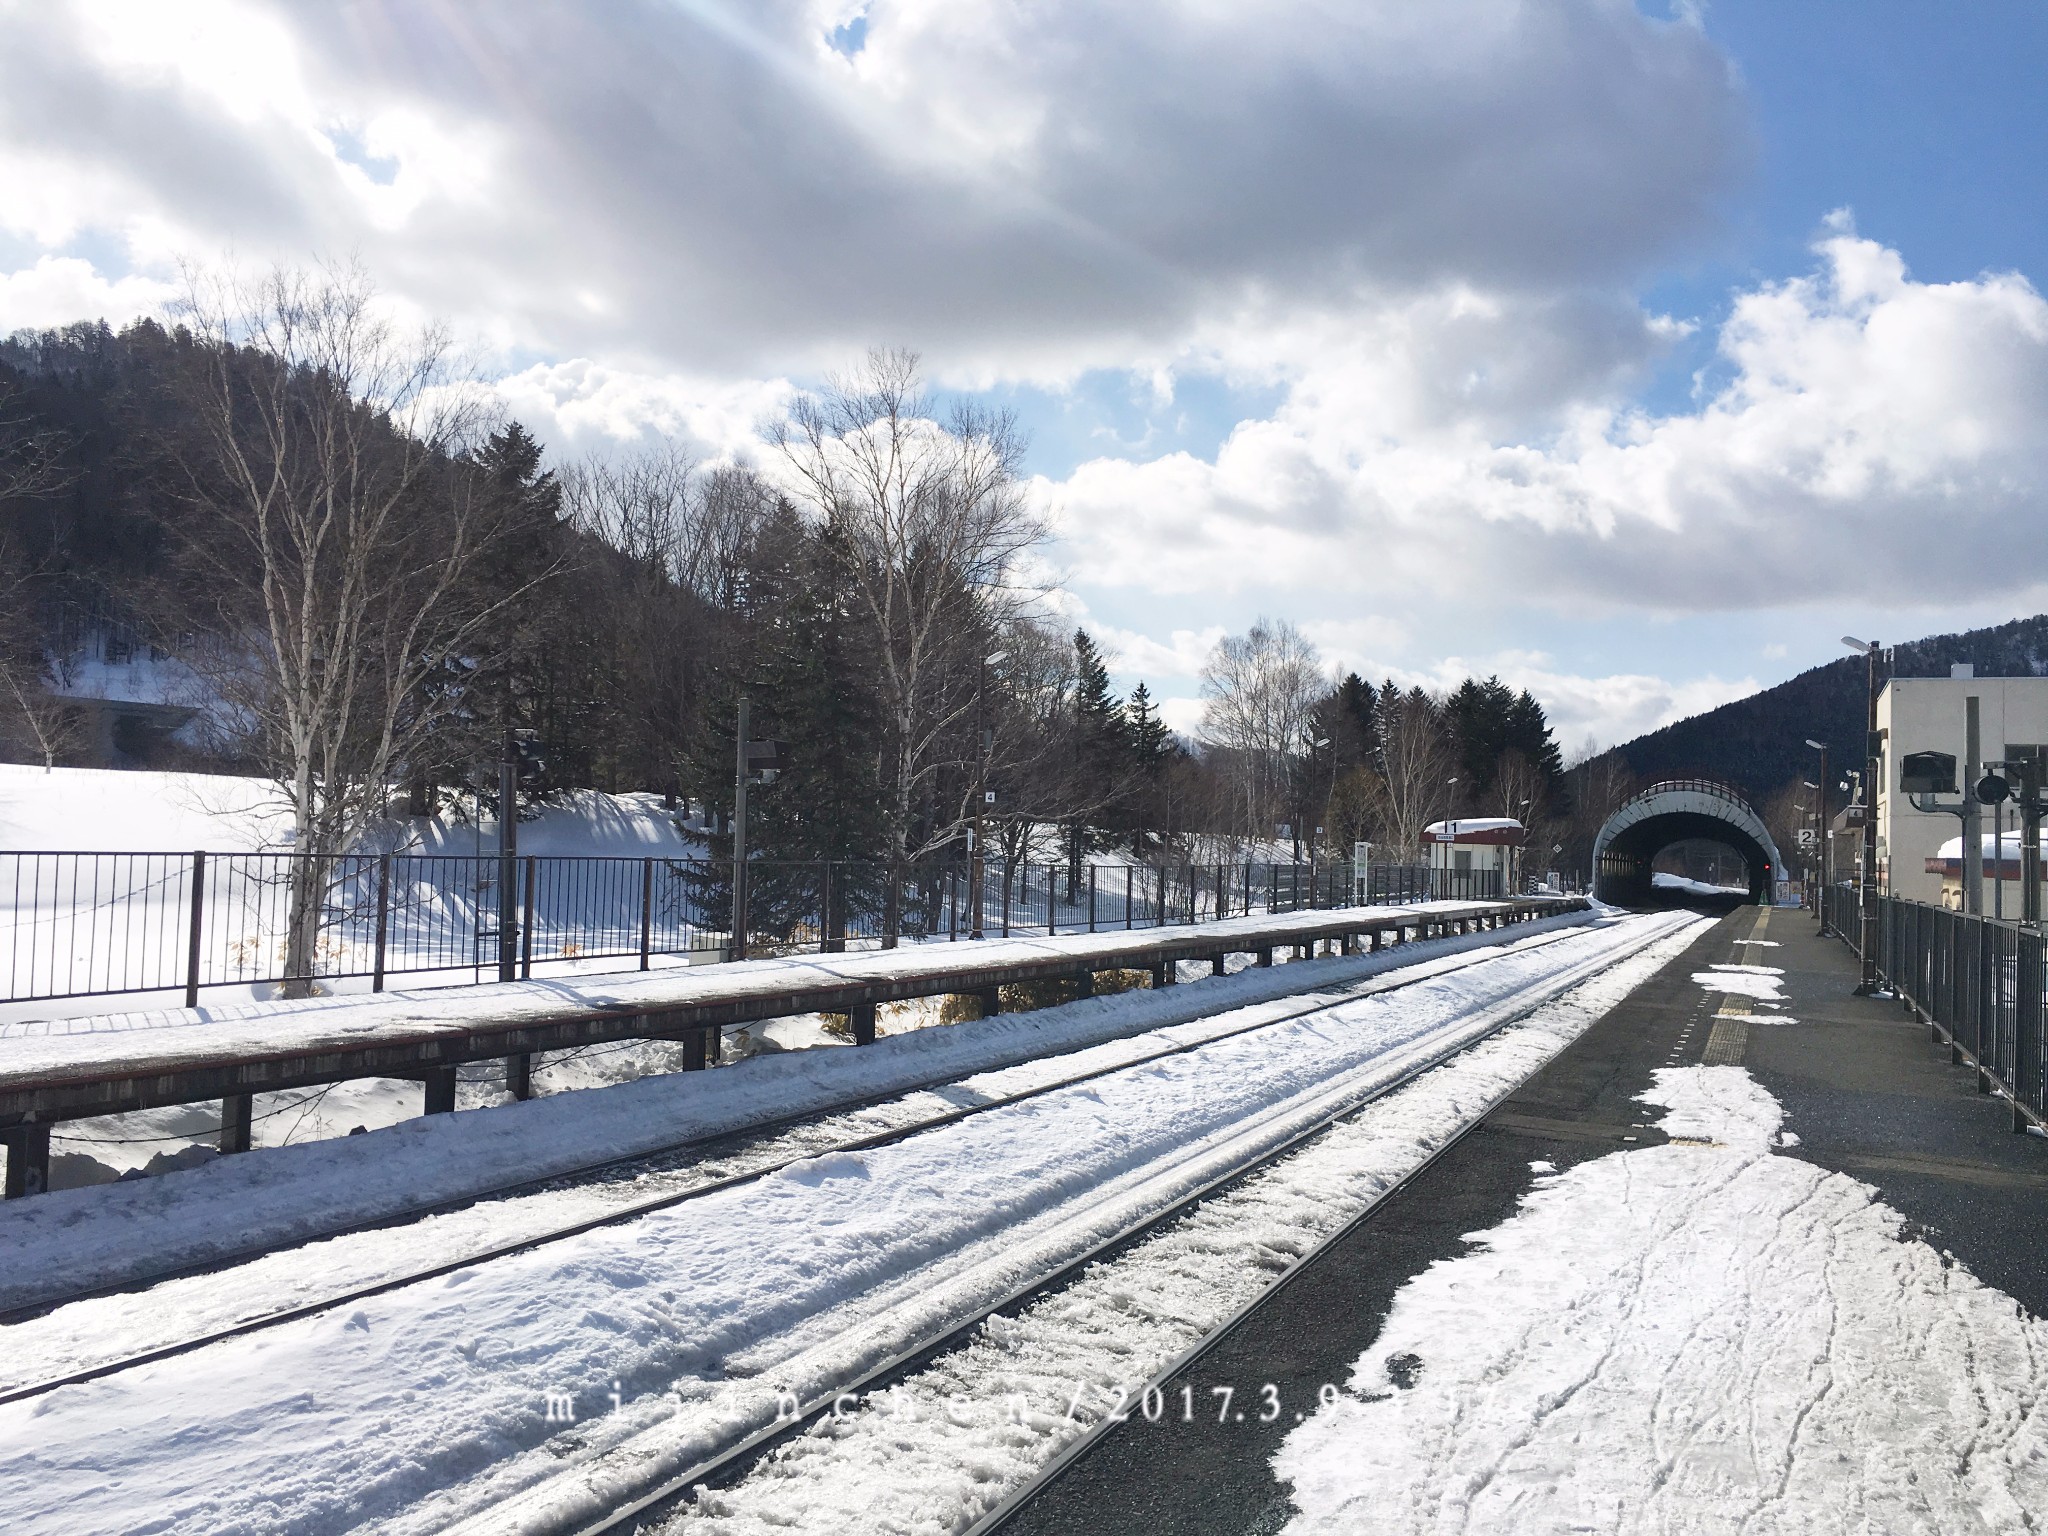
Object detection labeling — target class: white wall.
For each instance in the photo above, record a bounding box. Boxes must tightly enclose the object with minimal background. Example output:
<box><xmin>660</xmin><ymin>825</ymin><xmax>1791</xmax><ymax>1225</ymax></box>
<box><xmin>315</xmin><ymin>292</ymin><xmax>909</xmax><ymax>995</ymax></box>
<box><xmin>1875</xmin><ymin>675</ymin><xmax>2048</xmax><ymax>908</ymax></box>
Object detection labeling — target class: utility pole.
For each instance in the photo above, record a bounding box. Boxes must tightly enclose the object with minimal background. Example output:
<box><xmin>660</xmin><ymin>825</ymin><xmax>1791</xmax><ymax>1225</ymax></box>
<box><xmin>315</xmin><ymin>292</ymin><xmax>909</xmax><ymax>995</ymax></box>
<box><xmin>970</xmin><ymin>649</ymin><xmax>1006</xmax><ymax>940</ymax></box>
<box><xmin>498</xmin><ymin>724</ymin><xmax>518</xmax><ymax>984</ymax></box>
<box><xmin>1963</xmin><ymin>697</ymin><xmax>1983</xmax><ymax>916</ymax></box>
<box><xmin>2018</xmin><ymin>752</ymin><xmax>2044</xmax><ymax>927</ymax></box>
<box><xmin>732</xmin><ymin>696</ymin><xmax>750</xmax><ymax>962</ymax></box>
<box><xmin>1842</xmin><ymin>637</ymin><xmax>1882</xmax><ymax>993</ymax></box>
<box><xmin>1806</xmin><ymin>738</ymin><xmax>1828</xmax><ymax>929</ymax></box>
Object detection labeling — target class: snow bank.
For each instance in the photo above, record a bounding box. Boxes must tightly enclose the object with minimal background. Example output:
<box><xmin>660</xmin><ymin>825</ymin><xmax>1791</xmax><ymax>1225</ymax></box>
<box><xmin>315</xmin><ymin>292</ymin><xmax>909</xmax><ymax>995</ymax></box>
<box><xmin>0</xmin><ymin>913</ymin><xmax>1679</xmax><ymax>1536</ymax></box>
<box><xmin>0</xmin><ymin>909</ymin><xmax>1602</xmax><ymax>1313</ymax></box>
<box><xmin>0</xmin><ymin>763</ymin><xmax>290</xmax><ymax>851</ymax></box>
<box><xmin>1691</xmin><ymin>962</ymin><xmax>1788</xmax><ymax>1006</ymax></box>
<box><xmin>0</xmin><ymin>764</ymin><xmax>702</xmax><ymax>857</ymax></box>
<box><xmin>1275</xmin><ymin>1066</ymin><xmax>2048</xmax><ymax>1534</ymax></box>
<box><xmin>1652</xmin><ymin>870</ymin><xmax>1749</xmax><ymax>896</ymax></box>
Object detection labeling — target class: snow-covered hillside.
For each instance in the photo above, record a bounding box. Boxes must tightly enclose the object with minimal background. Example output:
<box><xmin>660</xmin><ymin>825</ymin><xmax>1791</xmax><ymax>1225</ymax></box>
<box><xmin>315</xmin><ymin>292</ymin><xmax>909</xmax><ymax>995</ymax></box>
<box><xmin>0</xmin><ymin>763</ymin><xmax>705</xmax><ymax>857</ymax></box>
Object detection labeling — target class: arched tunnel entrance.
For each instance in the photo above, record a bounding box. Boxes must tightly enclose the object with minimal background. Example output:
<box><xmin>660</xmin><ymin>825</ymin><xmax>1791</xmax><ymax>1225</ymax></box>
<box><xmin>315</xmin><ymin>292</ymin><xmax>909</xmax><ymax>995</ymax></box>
<box><xmin>1592</xmin><ymin>779</ymin><xmax>1783</xmax><ymax>907</ymax></box>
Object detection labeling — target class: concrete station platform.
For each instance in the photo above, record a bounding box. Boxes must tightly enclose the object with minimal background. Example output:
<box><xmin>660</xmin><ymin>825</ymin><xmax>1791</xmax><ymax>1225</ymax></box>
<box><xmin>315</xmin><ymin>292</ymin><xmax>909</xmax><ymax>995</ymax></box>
<box><xmin>0</xmin><ymin>896</ymin><xmax>1581</xmax><ymax>1197</ymax></box>
<box><xmin>997</xmin><ymin>903</ymin><xmax>2048</xmax><ymax>1535</ymax></box>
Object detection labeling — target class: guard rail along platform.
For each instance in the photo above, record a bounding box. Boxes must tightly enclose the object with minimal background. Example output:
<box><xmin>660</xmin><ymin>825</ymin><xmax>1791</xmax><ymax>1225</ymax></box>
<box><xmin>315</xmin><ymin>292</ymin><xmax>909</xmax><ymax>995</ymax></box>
<box><xmin>0</xmin><ymin>895</ymin><xmax>1585</xmax><ymax>1196</ymax></box>
<box><xmin>1823</xmin><ymin>883</ymin><xmax>2048</xmax><ymax>1137</ymax></box>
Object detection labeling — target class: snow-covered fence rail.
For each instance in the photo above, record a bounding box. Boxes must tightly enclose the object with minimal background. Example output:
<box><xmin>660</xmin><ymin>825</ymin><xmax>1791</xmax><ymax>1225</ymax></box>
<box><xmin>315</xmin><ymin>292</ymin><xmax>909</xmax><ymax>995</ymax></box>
<box><xmin>1836</xmin><ymin>888</ymin><xmax>2048</xmax><ymax>1135</ymax></box>
<box><xmin>0</xmin><ymin>895</ymin><xmax>1586</xmax><ymax>1196</ymax></box>
<box><xmin>0</xmin><ymin>851</ymin><xmax>1436</xmax><ymax>1010</ymax></box>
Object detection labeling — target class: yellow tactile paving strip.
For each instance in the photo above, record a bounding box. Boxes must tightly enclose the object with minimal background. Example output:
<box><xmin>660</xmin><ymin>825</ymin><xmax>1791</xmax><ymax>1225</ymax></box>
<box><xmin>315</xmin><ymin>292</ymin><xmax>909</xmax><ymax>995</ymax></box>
<box><xmin>1701</xmin><ymin>906</ymin><xmax>1771</xmax><ymax>1066</ymax></box>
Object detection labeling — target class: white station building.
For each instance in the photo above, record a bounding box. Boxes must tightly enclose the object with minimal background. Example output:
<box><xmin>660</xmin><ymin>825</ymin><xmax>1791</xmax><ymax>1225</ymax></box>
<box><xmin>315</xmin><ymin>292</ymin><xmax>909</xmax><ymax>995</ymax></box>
<box><xmin>1423</xmin><ymin>817</ymin><xmax>1525</xmax><ymax>897</ymax></box>
<box><xmin>1874</xmin><ymin>667</ymin><xmax>2048</xmax><ymax>909</ymax></box>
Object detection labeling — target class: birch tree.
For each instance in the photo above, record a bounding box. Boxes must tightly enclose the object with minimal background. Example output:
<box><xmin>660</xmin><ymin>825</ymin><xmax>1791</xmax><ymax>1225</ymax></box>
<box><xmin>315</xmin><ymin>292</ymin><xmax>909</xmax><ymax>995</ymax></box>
<box><xmin>1198</xmin><ymin>618</ymin><xmax>1326</xmax><ymax>852</ymax></box>
<box><xmin>1367</xmin><ymin>683</ymin><xmax>1457</xmax><ymax>860</ymax></box>
<box><xmin>172</xmin><ymin>262</ymin><xmax>518</xmax><ymax>992</ymax></box>
<box><xmin>771</xmin><ymin>349</ymin><xmax>1044</xmax><ymax>940</ymax></box>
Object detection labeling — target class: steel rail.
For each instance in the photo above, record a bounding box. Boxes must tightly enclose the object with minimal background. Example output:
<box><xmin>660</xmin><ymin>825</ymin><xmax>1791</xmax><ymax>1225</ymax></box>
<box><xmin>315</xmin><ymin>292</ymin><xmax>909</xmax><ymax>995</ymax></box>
<box><xmin>0</xmin><ymin>922</ymin><xmax>1601</xmax><ymax>1406</ymax></box>
<box><xmin>533</xmin><ymin>913</ymin><xmax>1686</xmax><ymax>1536</ymax></box>
<box><xmin>0</xmin><ymin>914</ymin><xmax>1572</xmax><ymax>1327</ymax></box>
<box><xmin>964</xmin><ymin>966</ymin><xmax>1631</xmax><ymax>1534</ymax></box>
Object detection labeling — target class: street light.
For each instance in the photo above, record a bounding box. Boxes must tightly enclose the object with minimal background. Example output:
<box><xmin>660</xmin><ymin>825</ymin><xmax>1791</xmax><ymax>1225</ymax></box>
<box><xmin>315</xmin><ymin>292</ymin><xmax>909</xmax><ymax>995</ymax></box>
<box><xmin>1805</xmin><ymin>738</ymin><xmax>1829</xmax><ymax>927</ymax></box>
<box><xmin>969</xmin><ymin>649</ymin><xmax>1008</xmax><ymax>940</ymax></box>
<box><xmin>1840</xmin><ymin>640</ymin><xmax>1882</xmax><ymax>990</ymax></box>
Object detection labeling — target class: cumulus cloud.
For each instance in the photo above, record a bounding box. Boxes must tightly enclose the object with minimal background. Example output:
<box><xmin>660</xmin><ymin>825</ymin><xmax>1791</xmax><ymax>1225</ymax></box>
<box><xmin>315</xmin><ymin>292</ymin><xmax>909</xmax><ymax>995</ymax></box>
<box><xmin>7</xmin><ymin>2</ymin><xmax>2036</xmax><ymax>752</ymax></box>
<box><xmin>482</xmin><ymin>360</ymin><xmax>792</xmax><ymax>460</ymax></box>
<box><xmin>1049</xmin><ymin>224</ymin><xmax>2048</xmax><ymax>615</ymax></box>
<box><xmin>0</xmin><ymin>0</ymin><xmax>1743</xmax><ymax>378</ymax></box>
<box><xmin>0</xmin><ymin>255</ymin><xmax>174</xmax><ymax>334</ymax></box>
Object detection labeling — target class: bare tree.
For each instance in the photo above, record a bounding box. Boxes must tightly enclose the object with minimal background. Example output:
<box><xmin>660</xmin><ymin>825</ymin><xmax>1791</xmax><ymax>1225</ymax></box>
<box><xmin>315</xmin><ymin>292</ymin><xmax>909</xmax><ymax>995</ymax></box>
<box><xmin>0</xmin><ymin>382</ymin><xmax>82</xmax><ymax>767</ymax></box>
<box><xmin>0</xmin><ymin>650</ymin><xmax>87</xmax><ymax>769</ymax></box>
<box><xmin>771</xmin><ymin>349</ymin><xmax>1045</xmax><ymax>938</ymax></box>
<box><xmin>0</xmin><ymin>381</ymin><xmax>71</xmax><ymax>504</ymax></box>
<box><xmin>1562</xmin><ymin>747</ymin><xmax>1640</xmax><ymax>883</ymax></box>
<box><xmin>1365</xmin><ymin>685</ymin><xmax>1457</xmax><ymax>861</ymax></box>
<box><xmin>171</xmin><ymin>261</ymin><xmax>521</xmax><ymax>992</ymax></box>
<box><xmin>560</xmin><ymin>445</ymin><xmax>775</xmax><ymax>791</ymax></box>
<box><xmin>1198</xmin><ymin>618</ymin><xmax>1326</xmax><ymax>852</ymax></box>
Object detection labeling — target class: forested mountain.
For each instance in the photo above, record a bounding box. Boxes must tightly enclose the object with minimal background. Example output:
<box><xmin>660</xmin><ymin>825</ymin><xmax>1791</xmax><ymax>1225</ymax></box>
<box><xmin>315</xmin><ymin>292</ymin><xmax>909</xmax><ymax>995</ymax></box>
<box><xmin>1608</xmin><ymin>614</ymin><xmax>2048</xmax><ymax>801</ymax></box>
<box><xmin>0</xmin><ymin>300</ymin><xmax>1573</xmax><ymax>893</ymax></box>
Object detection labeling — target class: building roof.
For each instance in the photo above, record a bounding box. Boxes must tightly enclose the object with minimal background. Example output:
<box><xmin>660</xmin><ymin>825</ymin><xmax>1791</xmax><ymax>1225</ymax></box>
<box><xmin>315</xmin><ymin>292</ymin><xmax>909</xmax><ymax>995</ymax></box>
<box><xmin>1423</xmin><ymin>817</ymin><xmax>1524</xmax><ymax>845</ymax></box>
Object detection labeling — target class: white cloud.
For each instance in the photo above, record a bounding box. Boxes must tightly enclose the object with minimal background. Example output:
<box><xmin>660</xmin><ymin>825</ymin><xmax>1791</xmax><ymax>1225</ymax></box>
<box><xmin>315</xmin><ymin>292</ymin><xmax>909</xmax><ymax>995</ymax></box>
<box><xmin>7</xmin><ymin>2</ymin><xmax>2029</xmax><ymax>755</ymax></box>
<box><xmin>0</xmin><ymin>255</ymin><xmax>174</xmax><ymax>334</ymax></box>
<box><xmin>1049</xmin><ymin>226</ymin><xmax>2048</xmax><ymax>617</ymax></box>
<box><xmin>0</xmin><ymin>0</ymin><xmax>1743</xmax><ymax>378</ymax></box>
<box><xmin>482</xmin><ymin>360</ymin><xmax>792</xmax><ymax>461</ymax></box>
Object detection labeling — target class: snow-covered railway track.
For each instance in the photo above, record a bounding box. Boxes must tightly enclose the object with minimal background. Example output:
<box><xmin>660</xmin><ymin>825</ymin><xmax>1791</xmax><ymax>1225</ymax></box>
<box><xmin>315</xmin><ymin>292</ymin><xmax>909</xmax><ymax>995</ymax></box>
<box><xmin>0</xmin><ymin>924</ymin><xmax>1595</xmax><ymax>1410</ymax></box>
<box><xmin>0</xmin><ymin>910</ymin><xmax>1703</xmax><ymax>1536</ymax></box>
<box><xmin>469</xmin><ymin>911</ymin><xmax>1700</xmax><ymax>1536</ymax></box>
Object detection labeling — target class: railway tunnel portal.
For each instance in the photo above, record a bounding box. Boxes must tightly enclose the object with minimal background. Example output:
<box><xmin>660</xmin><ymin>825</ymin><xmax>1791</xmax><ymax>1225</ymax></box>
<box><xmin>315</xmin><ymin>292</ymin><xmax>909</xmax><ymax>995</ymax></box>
<box><xmin>1592</xmin><ymin>778</ymin><xmax>1783</xmax><ymax>906</ymax></box>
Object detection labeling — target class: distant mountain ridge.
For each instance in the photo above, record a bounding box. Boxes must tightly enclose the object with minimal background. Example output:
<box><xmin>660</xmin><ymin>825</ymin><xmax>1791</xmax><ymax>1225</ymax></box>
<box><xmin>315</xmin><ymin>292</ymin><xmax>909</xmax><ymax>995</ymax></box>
<box><xmin>1606</xmin><ymin>614</ymin><xmax>2048</xmax><ymax>804</ymax></box>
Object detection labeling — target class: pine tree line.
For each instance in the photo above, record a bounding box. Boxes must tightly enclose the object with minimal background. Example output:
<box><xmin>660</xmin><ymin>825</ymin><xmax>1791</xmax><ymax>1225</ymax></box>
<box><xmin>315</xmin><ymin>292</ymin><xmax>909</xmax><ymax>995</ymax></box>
<box><xmin>0</xmin><ymin>296</ymin><xmax>1576</xmax><ymax>903</ymax></box>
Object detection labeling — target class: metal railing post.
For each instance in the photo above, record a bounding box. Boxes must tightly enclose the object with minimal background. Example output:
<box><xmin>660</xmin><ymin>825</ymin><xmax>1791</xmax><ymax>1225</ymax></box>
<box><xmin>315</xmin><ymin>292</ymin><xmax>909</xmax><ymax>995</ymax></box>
<box><xmin>2020</xmin><ymin>928</ymin><xmax>2043</xmax><ymax>1133</ymax></box>
<box><xmin>520</xmin><ymin>855</ymin><xmax>537</xmax><ymax>980</ymax></box>
<box><xmin>372</xmin><ymin>853</ymin><xmax>391</xmax><ymax>993</ymax></box>
<box><xmin>640</xmin><ymin>857</ymin><xmax>654</xmax><ymax>969</ymax></box>
<box><xmin>183</xmin><ymin>850</ymin><xmax>206</xmax><ymax>1009</ymax></box>
<box><xmin>1089</xmin><ymin>866</ymin><xmax>1098</xmax><ymax>932</ymax></box>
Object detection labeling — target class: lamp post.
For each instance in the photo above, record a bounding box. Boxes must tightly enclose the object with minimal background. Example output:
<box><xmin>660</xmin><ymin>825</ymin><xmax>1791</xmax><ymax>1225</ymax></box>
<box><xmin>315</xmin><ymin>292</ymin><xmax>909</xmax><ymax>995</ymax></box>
<box><xmin>1841</xmin><ymin>638</ymin><xmax>1882</xmax><ymax>992</ymax></box>
<box><xmin>1805</xmin><ymin>738</ymin><xmax>1828</xmax><ymax>929</ymax></box>
<box><xmin>970</xmin><ymin>649</ymin><xmax>1007</xmax><ymax>940</ymax></box>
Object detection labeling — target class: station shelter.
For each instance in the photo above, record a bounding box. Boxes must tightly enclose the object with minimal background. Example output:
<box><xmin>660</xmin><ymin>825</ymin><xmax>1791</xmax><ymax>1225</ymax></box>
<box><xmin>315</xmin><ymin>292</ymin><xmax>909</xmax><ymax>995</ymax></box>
<box><xmin>1423</xmin><ymin>817</ymin><xmax>1525</xmax><ymax>899</ymax></box>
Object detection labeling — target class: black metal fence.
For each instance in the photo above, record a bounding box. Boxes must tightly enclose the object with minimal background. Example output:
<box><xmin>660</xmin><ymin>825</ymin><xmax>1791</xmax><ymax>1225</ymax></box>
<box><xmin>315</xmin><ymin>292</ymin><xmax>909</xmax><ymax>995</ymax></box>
<box><xmin>1825</xmin><ymin>882</ymin><xmax>2047</xmax><ymax>1133</ymax></box>
<box><xmin>0</xmin><ymin>850</ymin><xmax>1443</xmax><ymax>1009</ymax></box>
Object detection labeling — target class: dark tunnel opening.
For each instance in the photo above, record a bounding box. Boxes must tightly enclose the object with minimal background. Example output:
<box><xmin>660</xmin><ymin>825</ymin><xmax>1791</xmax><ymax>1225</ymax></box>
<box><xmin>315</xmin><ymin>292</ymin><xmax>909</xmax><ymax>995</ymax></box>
<box><xmin>1593</xmin><ymin>810</ymin><xmax>1775</xmax><ymax>909</ymax></box>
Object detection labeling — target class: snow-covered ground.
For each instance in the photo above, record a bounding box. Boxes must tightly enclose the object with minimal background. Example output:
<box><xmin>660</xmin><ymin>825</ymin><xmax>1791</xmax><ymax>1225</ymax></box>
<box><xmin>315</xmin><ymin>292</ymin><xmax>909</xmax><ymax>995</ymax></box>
<box><xmin>644</xmin><ymin>912</ymin><xmax>1708</xmax><ymax>1536</ymax></box>
<box><xmin>1275</xmin><ymin>1064</ymin><xmax>2048</xmax><ymax>1534</ymax></box>
<box><xmin>0</xmin><ymin>912</ymin><xmax>1597</xmax><ymax>1312</ymax></box>
<box><xmin>1652</xmin><ymin>870</ymin><xmax>1751</xmax><ymax>897</ymax></box>
<box><xmin>0</xmin><ymin>908</ymin><xmax>1688</xmax><ymax>1535</ymax></box>
<box><xmin>0</xmin><ymin>763</ymin><xmax>712</xmax><ymax>1026</ymax></box>
<box><xmin>0</xmin><ymin>763</ymin><xmax>706</xmax><ymax>857</ymax></box>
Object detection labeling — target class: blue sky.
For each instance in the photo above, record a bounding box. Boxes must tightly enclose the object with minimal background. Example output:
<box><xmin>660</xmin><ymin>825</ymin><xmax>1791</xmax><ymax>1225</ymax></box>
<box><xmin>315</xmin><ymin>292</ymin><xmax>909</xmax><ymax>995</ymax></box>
<box><xmin>2</xmin><ymin>1</ymin><xmax>2046</xmax><ymax>748</ymax></box>
<box><xmin>1635</xmin><ymin>0</ymin><xmax>2048</xmax><ymax>414</ymax></box>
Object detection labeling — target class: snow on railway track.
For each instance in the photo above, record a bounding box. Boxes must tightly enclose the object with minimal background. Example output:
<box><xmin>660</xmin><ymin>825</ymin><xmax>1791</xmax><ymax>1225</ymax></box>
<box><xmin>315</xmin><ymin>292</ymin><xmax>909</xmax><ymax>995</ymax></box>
<box><xmin>1</xmin><ymin>917</ymin><xmax>1594</xmax><ymax>1387</ymax></box>
<box><xmin>652</xmin><ymin>911</ymin><xmax>1710</xmax><ymax>1536</ymax></box>
<box><xmin>0</xmin><ymin>907</ymin><xmax>1703</xmax><ymax>1536</ymax></box>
